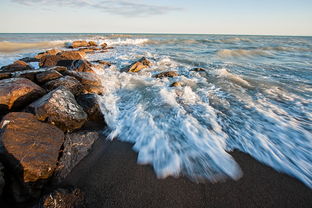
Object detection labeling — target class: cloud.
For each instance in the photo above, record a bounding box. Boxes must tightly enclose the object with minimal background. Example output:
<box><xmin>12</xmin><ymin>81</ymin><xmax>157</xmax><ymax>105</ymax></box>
<box><xmin>11</xmin><ymin>0</ymin><xmax>181</xmax><ymax>16</ymax></box>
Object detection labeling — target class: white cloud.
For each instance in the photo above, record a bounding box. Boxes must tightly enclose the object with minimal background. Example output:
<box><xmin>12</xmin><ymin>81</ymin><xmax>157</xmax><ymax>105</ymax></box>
<box><xmin>11</xmin><ymin>0</ymin><xmax>181</xmax><ymax>16</ymax></box>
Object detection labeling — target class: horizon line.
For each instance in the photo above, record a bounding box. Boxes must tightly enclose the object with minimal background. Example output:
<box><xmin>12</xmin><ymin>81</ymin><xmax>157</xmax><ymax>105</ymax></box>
<box><xmin>0</xmin><ymin>32</ymin><xmax>311</xmax><ymax>38</ymax></box>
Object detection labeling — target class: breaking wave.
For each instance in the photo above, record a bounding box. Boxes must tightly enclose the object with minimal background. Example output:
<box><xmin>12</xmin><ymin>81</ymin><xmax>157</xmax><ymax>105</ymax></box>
<box><xmin>103</xmin><ymin>38</ymin><xmax>150</xmax><ymax>46</ymax></box>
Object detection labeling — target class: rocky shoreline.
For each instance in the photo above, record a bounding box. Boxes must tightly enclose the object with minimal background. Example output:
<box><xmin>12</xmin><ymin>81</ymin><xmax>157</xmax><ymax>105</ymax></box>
<box><xmin>0</xmin><ymin>40</ymin><xmax>142</xmax><ymax>207</ymax></box>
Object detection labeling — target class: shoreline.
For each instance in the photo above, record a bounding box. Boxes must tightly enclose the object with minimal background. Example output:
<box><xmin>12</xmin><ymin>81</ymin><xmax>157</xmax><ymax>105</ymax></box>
<box><xmin>63</xmin><ymin>137</ymin><xmax>312</xmax><ymax>208</ymax></box>
<box><xmin>0</xmin><ymin>38</ymin><xmax>311</xmax><ymax>207</ymax></box>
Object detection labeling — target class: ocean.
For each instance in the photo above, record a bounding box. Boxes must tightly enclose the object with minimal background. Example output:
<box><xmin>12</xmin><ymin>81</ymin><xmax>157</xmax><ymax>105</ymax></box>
<box><xmin>0</xmin><ymin>33</ymin><xmax>311</xmax><ymax>188</ymax></box>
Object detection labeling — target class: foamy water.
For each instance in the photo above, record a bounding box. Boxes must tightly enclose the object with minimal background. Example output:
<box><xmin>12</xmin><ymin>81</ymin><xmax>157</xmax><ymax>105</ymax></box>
<box><xmin>0</xmin><ymin>33</ymin><xmax>311</xmax><ymax>188</ymax></box>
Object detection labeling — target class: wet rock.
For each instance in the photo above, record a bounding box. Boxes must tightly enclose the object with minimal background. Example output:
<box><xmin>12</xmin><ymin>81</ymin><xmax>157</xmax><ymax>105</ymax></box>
<box><xmin>88</xmin><ymin>41</ymin><xmax>98</xmax><ymax>47</ymax></box>
<box><xmin>0</xmin><ymin>78</ymin><xmax>45</xmax><ymax>113</ymax></box>
<box><xmin>123</xmin><ymin>57</ymin><xmax>152</xmax><ymax>72</ymax></box>
<box><xmin>155</xmin><ymin>71</ymin><xmax>179</xmax><ymax>78</ymax></box>
<box><xmin>0</xmin><ymin>72</ymin><xmax>11</xmax><ymax>80</ymax></box>
<box><xmin>19</xmin><ymin>57</ymin><xmax>39</xmax><ymax>63</ymax></box>
<box><xmin>0</xmin><ymin>112</ymin><xmax>64</xmax><ymax>201</ymax></box>
<box><xmin>11</xmin><ymin>67</ymin><xmax>66</xmax><ymax>83</ymax></box>
<box><xmin>93</xmin><ymin>60</ymin><xmax>111</xmax><ymax>67</ymax></box>
<box><xmin>39</xmin><ymin>51</ymin><xmax>85</xmax><ymax>67</ymax></box>
<box><xmin>26</xmin><ymin>87</ymin><xmax>87</xmax><ymax>132</ymax></box>
<box><xmin>65</xmin><ymin>71</ymin><xmax>104</xmax><ymax>95</ymax></box>
<box><xmin>54</xmin><ymin>131</ymin><xmax>100</xmax><ymax>182</ymax></box>
<box><xmin>71</xmin><ymin>40</ymin><xmax>89</xmax><ymax>48</ymax></box>
<box><xmin>41</xmin><ymin>188</ymin><xmax>85</xmax><ymax>208</ymax></box>
<box><xmin>69</xmin><ymin>60</ymin><xmax>95</xmax><ymax>73</ymax></box>
<box><xmin>35</xmin><ymin>49</ymin><xmax>62</xmax><ymax>60</ymax></box>
<box><xmin>41</xmin><ymin>66</ymin><xmax>68</xmax><ymax>74</ymax></box>
<box><xmin>43</xmin><ymin>76</ymin><xmax>83</xmax><ymax>96</ymax></box>
<box><xmin>100</xmin><ymin>42</ymin><xmax>108</xmax><ymax>48</ymax></box>
<box><xmin>170</xmin><ymin>81</ymin><xmax>182</xmax><ymax>87</ymax></box>
<box><xmin>191</xmin><ymin>67</ymin><xmax>206</xmax><ymax>72</ymax></box>
<box><xmin>0</xmin><ymin>60</ymin><xmax>33</xmax><ymax>73</ymax></box>
<box><xmin>76</xmin><ymin>94</ymin><xmax>105</xmax><ymax>123</ymax></box>
<box><xmin>0</xmin><ymin>112</ymin><xmax>64</xmax><ymax>182</ymax></box>
<box><xmin>0</xmin><ymin>162</ymin><xmax>4</xmax><ymax>196</ymax></box>
<box><xmin>36</xmin><ymin>70</ymin><xmax>63</xmax><ymax>84</ymax></box>
<box><xmin>78</xmin><ymin>47</ymin><xmax>100</xmax><ymax>54</ymax></box>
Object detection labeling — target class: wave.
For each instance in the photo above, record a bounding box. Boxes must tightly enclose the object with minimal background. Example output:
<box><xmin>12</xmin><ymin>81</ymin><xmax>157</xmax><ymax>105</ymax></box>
<box><xmin>103</xmin><ymin>38</ymin><xmax>149</xmax><ymax>46</ymax></box>
<box><xmin>0</xmin><ymin>41</ymin><xmax>64</xmax><ymax>53</ymax></box>
<box><xmin>217</xmin><ymin>49</ymin><xmax>271</xmax><ymax>58</ymax></box>
<box><xmin>216</xmin><ymin>68</ymin><xmax>252</xmax><ymax>88</ymax></box>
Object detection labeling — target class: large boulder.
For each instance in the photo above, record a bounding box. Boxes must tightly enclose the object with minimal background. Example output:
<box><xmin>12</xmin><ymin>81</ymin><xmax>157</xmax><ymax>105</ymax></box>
<box><xmin>35</xmin><ymin>49</ymin><xmax>61</xmax><ymax>60</ymax></box>
<box><xmin>0</xmin><ymin>162</ymin><xmax>4</xmax><ymax>196</ymax></box>
<box><xmin>0</xmin><ymin>60</ymin><xmax>33</xmax><ymax>73</ymax></box>
<box><xmin>0</xmin><ymin>112</ymin><xmax>64</xmax><ymax>201</ymax></box>
<box><xmin>54</xmin><ymin>131</ymin><xmax>100</xmax><ymax>182</ymax></box>
<box><xmin>65</xmin><ymin>71</ymin><xmax>104</xmax><ymax>94</ymax></box>
<box><xmin>26</xmin><ymin>88</ymin><xmax>88</xmax><ymax>132</ymax></box>
<box><xmin>123</xmin><ymin>57</ymin><xmax>152</xmax><ymax>72</ymax></box>
<box><xmin>69</xmin><ymin>60</ymin><xmax>95</xmax><ymax>73</ymax></box>
<box><xmin>0</xmin><ymin>112</ymin><xmax>64</xmax><ymax>183</ymax></box>
<box><xmin>42</xmin><ymin>188</ymin><xmax>85</xmax><ymax>208</ymax></box>
<box><xmin>39</xmin><ymin>51</ymin><xmax>85</xmax><ymax>67</ymax></box>
<box><xmin>10</xmin><ymin>67</ymin><xmax>66</xmax><ymax>83</ymax></box>
<box><xmin>71</xmin><ymin>40</ymin><xmax>89</xmax><ymax>48</ymax></box>
<box><xmin>36</xmin><ymin>70</ymin><xmax>63</xmax><ymax>84</ymax></box>
<box><xmin>43</xmin><ymin>76</ymin><xmax>83</xmax><ymax>96</ymax></box>
<box><xmin>0</xmin><ymin>78</ymin><xmax>45</xmax><ymax>113</ymax></box>
<box><xmin>154</xmin><ymin>71</ymin><xmax>179</xmax><ymax>78</ymax></box>
<box><xmin>76</xmin><ymin>94</ymin><xmax>105</xmax><ymax>123</ymax></box>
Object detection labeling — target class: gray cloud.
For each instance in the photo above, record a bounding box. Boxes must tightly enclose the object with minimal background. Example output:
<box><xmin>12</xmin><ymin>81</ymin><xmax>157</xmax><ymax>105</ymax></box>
<box><xmin>11</xmin><ymin>0</ymin><xmax>181</xmax><ymax>16</ymax></box>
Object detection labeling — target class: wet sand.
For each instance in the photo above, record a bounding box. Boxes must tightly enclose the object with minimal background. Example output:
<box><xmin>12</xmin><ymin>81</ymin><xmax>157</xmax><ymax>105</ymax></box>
<box><xmin>63</xmin><ymin>137</ymin><xmax>312</xmax><ymax>208</ymax></box>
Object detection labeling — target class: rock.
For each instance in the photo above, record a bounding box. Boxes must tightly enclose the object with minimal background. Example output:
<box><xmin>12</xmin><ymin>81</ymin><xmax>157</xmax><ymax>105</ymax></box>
<box><xmin>93</xmin><ymin>60</ymin><xmax>111</xmax><ymax>67</ymax></box>
<box><xmin>155</xmin><ymin>71</ymin><xmax>179</xmax><ymax>78</ymax></box>
<box><xmin>170</xmin><ymin>81</ymin><xmax>182</xmax><ymax>87</ymax></box>
<box><xmin>123</xmin><ymin>57</ymin><xmax>152</xmax><ymax>72</ymax></box>
<box><xmin>11</xmin><ymin>67</ymin><xmax>66</xmax><ymax>83</ymax></box>
<box><xmin>0</xmin><ymin>112</ymin><xmax>64</xmax><ymax>201</ymax></box>
<box><xmin>100</xmin><ymin>42</ymin><xmax>108</xmax><ymax>48</ymax></box>
<box><xmin>0</xmin><ymin>78</ymin><xmax>45</xmax><ymax>113</ymax></box>
<box><xmin>0</xmin><ymin>72</ymin><xmax>11</xmax><ymax>80</ymax></box>
<box><xmin>78</xmin><ymin>47</ymin><xmax>100</xmax><ymax>53</ymax></box>
<box><xmin>69</xmin><ymin>60</ymin><xmax>95</xmax><ymax>73</ymax></box>
<box><xmin>26</xmin><ymin>87</ymin><xmax>88</xmax><ymax>132</ymax></box>
<box><xmin>39</xmin><ymin>51</ymin><xmax>85</xmax><ymax>67</ymax></box>
<box><xmin>71</xmin><ymin>40</ymin><xmax>89</xmax><ymax>48</ymax></box>
<box><xmin>191</xmin><ymin>67</ymin><xmax>206</xmax><ymax>72</ymax></box>
<box><xmin>76</xmin><ymin>94</ymin><xmax>105</xmax><ymax>123</ymax></box>
<box><xmin>43</xmin><ymin>76</ymin><xmax>83</xmax><ymax>96</ymax></box>
<box><xmin>42</xmin><ymin>188</ymin><xmax>85</xmax><ymax>208</ymax></box>
<box><xmin>54</xmin><ymin>131</ymin><xmax>100</xmax><ymax>182</ymax></box>
<box><xmin>65</xmin><ymin>71</ymin><xmax>104</xmax><ymax>95</ymax></box>
<box><xmin>19</xmin><ymin>57</ymin><xmax>39</xmax><ymax>63</ymax></box>
<box><xmin>0</xmin><ymin>112</ymin><xmax>64</xmax><ymax>182</ymax></box>
<box><xmin>0</xmin><ymin>162</ymin><xmax>4</xmax><ymax>196</ymax></box>
<box><xmin>36</xmin><ymin>70</ymin><xmax>63</xmax><ymax>83</ymax></box>
<box><xmin>0</xmin><ymin>60</ymin><xmax>33</xmax><ymax>73</ymax></box>
<box><xmin>88</xmin><ymin>41</ymin><xmax>98</xmax><ymax>47</ymax></box>
<box><xmin>35</xmin><ymin>49</ymin><xmax>61</xmax><ymax>60</ymax></box>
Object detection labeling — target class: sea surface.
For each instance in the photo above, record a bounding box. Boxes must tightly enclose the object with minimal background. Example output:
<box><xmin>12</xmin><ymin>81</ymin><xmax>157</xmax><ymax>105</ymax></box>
<box><xmin>0</xmin><ymin>33</ymin><xmax>311</xmax><ymax>188</ymax></box>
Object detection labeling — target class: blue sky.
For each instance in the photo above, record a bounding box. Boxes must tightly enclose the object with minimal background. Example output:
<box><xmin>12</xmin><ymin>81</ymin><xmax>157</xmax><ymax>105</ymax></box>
<box><xmin>0</xmin><ymin>0</ymin><xmax>311</xmax><ymax>35</ymax></box>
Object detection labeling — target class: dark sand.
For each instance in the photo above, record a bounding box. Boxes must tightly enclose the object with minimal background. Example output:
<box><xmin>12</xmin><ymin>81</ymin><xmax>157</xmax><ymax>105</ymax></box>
<box><xmin>63</xmin><ymin>137</ymin><xmax>312</xmax><ymax>208</ymax></box>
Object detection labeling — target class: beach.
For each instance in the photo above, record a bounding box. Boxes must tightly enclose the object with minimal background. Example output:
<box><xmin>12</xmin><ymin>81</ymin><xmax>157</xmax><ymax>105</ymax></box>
<box><xmin>63</xmin><ymin>138</ymin><xmax>312</xmax><ymax>208</ymax></box>
<box><xmin>0</xmin><ymin>34</ymin><xmax>311</xmax><ymax>207</ymax></box>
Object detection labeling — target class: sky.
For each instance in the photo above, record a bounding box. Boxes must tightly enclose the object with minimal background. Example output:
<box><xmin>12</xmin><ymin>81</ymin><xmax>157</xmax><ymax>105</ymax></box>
<box><xmin>0</xmin><ymin>0</ymin><xmax>311</xmax><ymax>35</ymax></box>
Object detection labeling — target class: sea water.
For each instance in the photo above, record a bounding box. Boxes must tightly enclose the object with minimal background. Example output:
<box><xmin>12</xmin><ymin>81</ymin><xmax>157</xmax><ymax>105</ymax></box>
<box><xmin>0</xmin><ymin>33</ymin><xmax>311</xmax><ymax>188</ymax></box>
